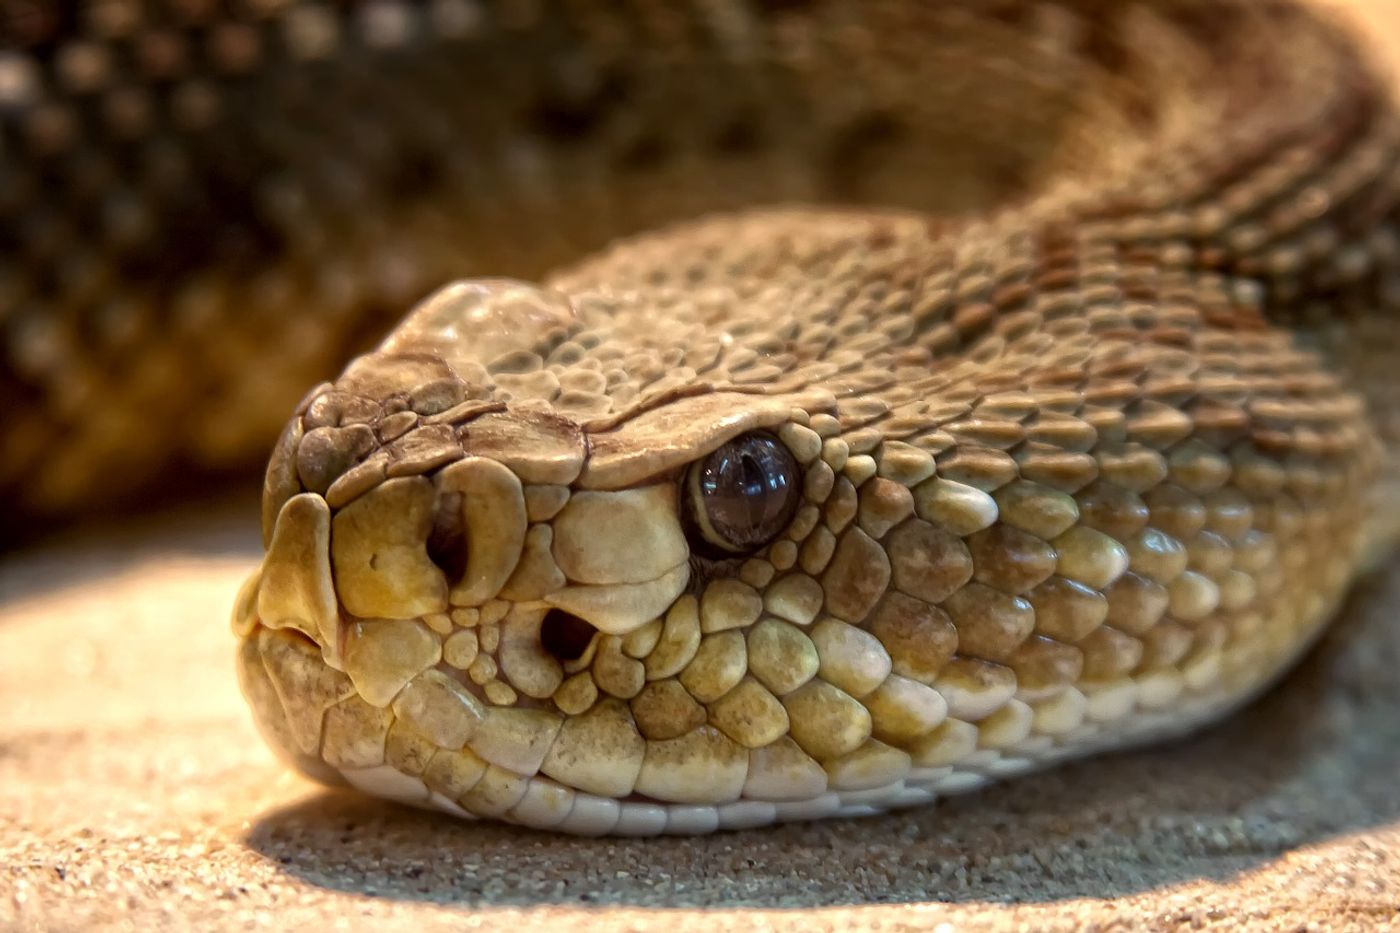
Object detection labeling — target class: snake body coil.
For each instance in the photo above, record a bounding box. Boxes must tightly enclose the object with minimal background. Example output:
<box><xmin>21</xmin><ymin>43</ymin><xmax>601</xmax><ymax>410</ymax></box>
<box><xmin>8</xmin><ymin>1</ymin><xmax>1400</xmax><ymax>833</ymax></box>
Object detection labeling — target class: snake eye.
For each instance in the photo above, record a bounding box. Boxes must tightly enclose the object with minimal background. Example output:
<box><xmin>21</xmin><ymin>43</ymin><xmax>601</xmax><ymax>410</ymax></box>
<box><xmin>684</xmin><ymin>431</ymin><xmax>801</xmax><ymax>557</ymax></box>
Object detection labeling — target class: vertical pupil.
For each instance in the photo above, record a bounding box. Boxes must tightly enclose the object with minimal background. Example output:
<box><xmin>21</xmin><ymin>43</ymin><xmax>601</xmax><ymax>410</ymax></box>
<box><xmin>739</xmin><ymin>451</ymin><xmax>766</xmax><ymax>526</ymax></box>
<box><xmin>693</xmin><ymin>432</ymin><xmax>799</xmax><ymax>554</ymax></box>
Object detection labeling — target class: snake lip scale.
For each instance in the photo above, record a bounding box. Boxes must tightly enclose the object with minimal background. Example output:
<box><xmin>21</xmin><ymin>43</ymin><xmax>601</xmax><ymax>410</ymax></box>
<box><xmin>5</xmin><ymin>1</ymin><xmax>1397</xmax><ymax>835</ymax></box>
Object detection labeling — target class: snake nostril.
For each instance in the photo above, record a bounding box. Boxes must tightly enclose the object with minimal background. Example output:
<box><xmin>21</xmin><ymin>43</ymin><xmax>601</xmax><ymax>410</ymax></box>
<box><xmin>540</xmin><ymin>609</ymin><xmax>598</xmax><ymax>663</ymax></box>
<box><xmin>426</xmin><ymin>492</ymin><xmax>468</xmax><ymax>581</ymax></box>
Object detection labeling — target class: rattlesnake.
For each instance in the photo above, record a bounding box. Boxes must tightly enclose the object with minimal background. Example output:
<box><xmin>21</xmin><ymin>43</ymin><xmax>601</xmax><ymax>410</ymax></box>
<box><xmin>9</xmin><ymin>1</ymin><xmax>1400</xmax><ymax>834</ymax></box>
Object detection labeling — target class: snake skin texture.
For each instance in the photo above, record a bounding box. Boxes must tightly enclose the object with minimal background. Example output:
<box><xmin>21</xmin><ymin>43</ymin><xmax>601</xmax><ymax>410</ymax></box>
<box><xmin>8</xmin><ymin>1</ymin><xmax>1400</xmax><ymax>833</ymax></box>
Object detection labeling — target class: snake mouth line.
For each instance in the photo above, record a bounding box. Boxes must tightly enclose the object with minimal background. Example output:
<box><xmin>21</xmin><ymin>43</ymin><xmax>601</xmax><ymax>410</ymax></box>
<box><xmin>237</xmin><ymin>608</ymin><xmax>1292</xmax><ymax>836</ymax></box>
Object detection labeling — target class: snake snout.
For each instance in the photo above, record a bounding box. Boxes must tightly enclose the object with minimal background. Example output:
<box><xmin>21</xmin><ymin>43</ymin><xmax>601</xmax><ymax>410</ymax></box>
<box><xmin>426</xmin><ymin>491</ymin><xmax>469</xmax><ymax>582</ymax></box>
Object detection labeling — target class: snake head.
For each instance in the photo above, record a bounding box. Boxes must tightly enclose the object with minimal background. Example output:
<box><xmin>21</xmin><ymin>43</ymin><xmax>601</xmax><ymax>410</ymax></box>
<box><xmin>240</xmin><ymin>243</ymin><xmax>1292</xmax><ymax>832</ymax></box>
<box><xmin>236</xmin><ymin>276</ymin><xmax>948</xmax><ymax>823</ymax></box>
<box><xmin>227</xmin><ymin>202</ymin><xmax>1356</xmax><ymax>832</ymax></box>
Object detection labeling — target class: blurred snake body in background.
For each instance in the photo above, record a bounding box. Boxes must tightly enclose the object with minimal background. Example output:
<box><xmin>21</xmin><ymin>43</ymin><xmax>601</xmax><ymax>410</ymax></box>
<box><xmin>6</xmin><ymin>1</ymin><xmax>1400</xmax><ymax>833</ymax></box>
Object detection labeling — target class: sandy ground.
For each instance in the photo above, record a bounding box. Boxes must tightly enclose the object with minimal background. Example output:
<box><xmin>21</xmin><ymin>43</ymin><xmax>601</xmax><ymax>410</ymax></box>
<box><xmin>6</xmin><ymin>4</ymin><xmax>1400</xmax><ymax>931</ymax></box>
